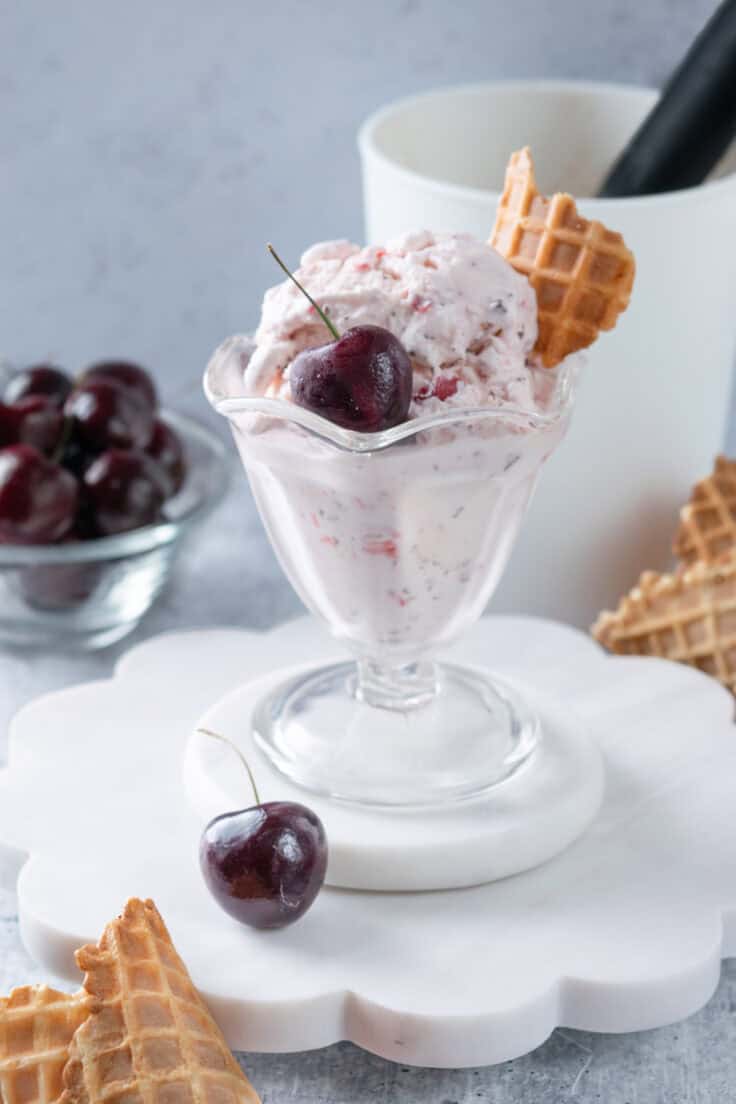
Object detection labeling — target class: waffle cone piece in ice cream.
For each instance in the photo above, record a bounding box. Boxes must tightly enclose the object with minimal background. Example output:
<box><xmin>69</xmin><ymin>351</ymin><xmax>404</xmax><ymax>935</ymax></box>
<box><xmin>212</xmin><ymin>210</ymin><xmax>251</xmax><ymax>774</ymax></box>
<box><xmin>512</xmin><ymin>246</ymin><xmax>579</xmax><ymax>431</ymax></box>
<box><xmin>674</xmin><ymin>454</ymin><xmax>736</xmax><ymax>565</ymax></box>
<box><xmin>60</xmin><ymin>898</ymin><xmax>260</xmax><ymax>1104</ymax></box>
<box><xmin>0</xmin><ymin>985</ymin><xmax>93</xmax><ymax>1104</ymax></box>
<box><xmin>592</xmin><ymin>554</ymin><xmax>736</xmax><ymax>693</ymax></box>
<box><xmin>491</xmin><ymin>148</ymin><xmax>636</xmax><ymax>367</ymax></box>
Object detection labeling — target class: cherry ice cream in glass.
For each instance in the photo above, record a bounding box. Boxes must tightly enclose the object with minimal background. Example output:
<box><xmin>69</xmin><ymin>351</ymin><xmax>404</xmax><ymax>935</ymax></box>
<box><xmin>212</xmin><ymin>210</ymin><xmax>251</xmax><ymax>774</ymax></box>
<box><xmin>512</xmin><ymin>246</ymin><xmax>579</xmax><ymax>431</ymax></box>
<box><xmin>204</xmin><ymin>150</ymin><xmax>634</xmax><ymax>808</ymax></box>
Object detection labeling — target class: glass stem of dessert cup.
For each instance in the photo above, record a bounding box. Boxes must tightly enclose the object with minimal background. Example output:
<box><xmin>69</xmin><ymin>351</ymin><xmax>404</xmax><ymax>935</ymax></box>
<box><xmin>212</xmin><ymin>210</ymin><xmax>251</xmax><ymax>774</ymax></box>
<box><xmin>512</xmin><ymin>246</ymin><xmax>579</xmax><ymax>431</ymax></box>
<box><xmin>354</xmin><ymin>656</ymin><xmax>439</xmax><ymax>710</ymax></box>
<box><xmin>205</xmin><ymin>344</ymin><xmax>578</xmax><ymax>809</ymax></box>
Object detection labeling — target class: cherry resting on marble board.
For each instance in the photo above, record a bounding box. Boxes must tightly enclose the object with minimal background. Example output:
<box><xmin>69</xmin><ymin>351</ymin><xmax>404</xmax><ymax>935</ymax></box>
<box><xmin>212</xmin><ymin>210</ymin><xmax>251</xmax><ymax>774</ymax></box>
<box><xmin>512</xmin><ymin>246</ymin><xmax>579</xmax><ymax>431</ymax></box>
<box><xmin>198</xmin><ymin>729</ymin><xmax>328</xmax><ymax>931</ymax></box>
<box><xmin>267</xmin><ymin>244</ymin><xmax>412</xmax><ymax>433</ymax></box>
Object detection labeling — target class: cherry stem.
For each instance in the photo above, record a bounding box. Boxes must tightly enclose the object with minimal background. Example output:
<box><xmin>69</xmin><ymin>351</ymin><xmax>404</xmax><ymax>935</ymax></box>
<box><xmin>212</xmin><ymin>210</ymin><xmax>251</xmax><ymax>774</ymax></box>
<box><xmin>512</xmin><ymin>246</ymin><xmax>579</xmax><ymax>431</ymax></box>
<box><xmin>197</xmin><ymin>728</ymin><xmax>261</xmax><ymax>807</ymax></box>
<box><xmin>267</xmin><ymin>243</ymin><xmax>340</xmax><ymax>342</ymax></box>
<box><xmin>51</xmin><ymin>415</ymin><xmax>74</xmax><ymax>466</ymax></box>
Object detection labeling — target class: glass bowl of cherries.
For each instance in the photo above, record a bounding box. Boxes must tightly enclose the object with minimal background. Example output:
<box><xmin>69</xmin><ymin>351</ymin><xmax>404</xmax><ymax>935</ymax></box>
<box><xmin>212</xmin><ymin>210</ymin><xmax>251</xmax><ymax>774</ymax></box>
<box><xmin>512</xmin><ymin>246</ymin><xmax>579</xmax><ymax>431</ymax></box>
<box><xmin>0</xmin><ymin>360</ymin><xmax>228</xmax><ymax>650</ymax></box>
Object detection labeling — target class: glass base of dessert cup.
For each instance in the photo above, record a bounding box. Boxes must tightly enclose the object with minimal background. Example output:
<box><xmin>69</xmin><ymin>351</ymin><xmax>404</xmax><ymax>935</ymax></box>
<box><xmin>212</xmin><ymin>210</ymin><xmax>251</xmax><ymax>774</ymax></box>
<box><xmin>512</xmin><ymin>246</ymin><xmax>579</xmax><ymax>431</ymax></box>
<box><xmin>252</xmin><ymin>657</ymin><xmax>540</xmax><ymax>809</ymax></box>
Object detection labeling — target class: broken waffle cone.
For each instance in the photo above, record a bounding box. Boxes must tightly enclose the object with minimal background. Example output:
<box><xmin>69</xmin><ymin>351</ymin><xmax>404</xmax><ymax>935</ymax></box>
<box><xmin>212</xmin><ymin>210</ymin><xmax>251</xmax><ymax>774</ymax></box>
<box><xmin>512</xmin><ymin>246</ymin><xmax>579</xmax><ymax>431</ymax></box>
<box><xmin>674</xmin><ymin>454</ymin><xmax>736</xmax><ymax>565</ymax></box>
<box><xmin>0</xmin><ymin>985</ymin><xmax>93</xmax><ymax>1104</ymax></box>
<box><xmin>592</xmin><ymin>553</ymin><xmax>736</xmax><ymax>693</ymax></box>
<box><xmin>491</xmin><ymin>147</ymin><xmax>635</xmax><ymax>368</ymax></box>
<box><xmin>60</xmin><ymin>898</ymin><xmax>260</xmax><ymax>1104</ymax></box>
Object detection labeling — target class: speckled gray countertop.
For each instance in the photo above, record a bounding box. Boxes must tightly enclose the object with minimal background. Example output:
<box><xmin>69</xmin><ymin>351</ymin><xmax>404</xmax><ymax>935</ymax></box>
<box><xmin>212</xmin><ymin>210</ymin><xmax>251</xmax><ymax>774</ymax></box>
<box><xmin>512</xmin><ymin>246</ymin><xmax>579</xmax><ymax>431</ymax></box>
<box><xmin>1</xmin><ymin>1</ymin><xmax>734</xmax><ymax>1099</ymax></box>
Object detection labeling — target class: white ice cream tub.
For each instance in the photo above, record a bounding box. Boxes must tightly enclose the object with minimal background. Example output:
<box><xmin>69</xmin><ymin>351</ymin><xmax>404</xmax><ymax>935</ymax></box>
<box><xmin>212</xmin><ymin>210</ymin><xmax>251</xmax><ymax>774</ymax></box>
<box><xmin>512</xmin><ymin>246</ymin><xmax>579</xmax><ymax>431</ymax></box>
<box><xmin>358</xmin><ymin>80</ymin><xmax>736</xmax><ymax>628</ymax></box>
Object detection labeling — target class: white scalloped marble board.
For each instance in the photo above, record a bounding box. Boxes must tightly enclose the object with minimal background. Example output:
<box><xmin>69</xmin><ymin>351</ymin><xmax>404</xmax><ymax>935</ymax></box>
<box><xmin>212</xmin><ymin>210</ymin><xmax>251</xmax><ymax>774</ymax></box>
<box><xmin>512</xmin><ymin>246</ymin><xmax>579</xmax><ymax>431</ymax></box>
<box><xmin>0</xmin><ymin>616</ymin><xmax>735</xmax><ymax>1068</ymax></box>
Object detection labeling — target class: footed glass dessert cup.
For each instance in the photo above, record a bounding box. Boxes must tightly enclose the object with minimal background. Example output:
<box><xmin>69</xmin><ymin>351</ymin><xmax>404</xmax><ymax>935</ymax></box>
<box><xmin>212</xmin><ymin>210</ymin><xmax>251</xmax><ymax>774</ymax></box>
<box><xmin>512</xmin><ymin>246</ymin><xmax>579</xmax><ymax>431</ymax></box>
<box><xmin>206</xmin><ymin>340</ymin><xmax>576</xmax><ymax>808</ymax></box>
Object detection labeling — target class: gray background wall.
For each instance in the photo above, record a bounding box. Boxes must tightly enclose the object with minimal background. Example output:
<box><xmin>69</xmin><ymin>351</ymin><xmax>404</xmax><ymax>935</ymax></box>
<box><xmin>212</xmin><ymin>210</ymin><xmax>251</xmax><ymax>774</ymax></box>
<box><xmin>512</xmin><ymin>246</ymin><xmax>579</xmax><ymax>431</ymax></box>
<box><xmin>1</xmin><ymin>0</ymin><xmax>727</xmax><ymax>642</ymax></box>
<box><xmin>1</xmin><ymin>0</ymin><xmax>719</xmax><ymax>404</ymax></box>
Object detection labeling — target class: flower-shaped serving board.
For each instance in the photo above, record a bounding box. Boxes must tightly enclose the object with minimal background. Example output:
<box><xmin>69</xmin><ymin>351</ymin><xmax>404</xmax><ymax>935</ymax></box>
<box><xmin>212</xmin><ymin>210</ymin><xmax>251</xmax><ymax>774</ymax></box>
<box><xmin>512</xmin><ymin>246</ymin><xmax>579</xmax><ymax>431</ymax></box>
<box><xmin>0</xmin><ymin>616</ymin><xmax>735</xmax><ymax>1069</ymax></box>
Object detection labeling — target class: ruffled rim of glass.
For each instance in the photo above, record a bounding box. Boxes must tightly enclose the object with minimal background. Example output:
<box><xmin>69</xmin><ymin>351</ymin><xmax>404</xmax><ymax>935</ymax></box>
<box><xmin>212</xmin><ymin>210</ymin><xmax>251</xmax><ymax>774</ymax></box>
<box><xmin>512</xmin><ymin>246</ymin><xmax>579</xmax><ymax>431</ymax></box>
<box><xmin>206</xmin><ymin>362</ymin><xmax>578</xmax><ymax>454</ymax></box>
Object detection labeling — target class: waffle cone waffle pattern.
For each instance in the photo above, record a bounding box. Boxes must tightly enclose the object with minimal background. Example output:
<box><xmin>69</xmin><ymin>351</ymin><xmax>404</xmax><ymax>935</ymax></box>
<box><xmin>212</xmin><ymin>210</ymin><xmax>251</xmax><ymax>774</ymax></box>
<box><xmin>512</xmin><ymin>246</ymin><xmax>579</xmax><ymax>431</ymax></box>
<box><xmin>0</xmin><ymin>900</ymin><xmax>260</xmax><ymax>1104</ymax></box>
<box><xmin>491</xmin><ymin>148</ymin><xmax>635</xmax><ymax>367</ymax></box>
<box><xmin>60</xmin><ymin>899</ymin><xmax>260</xmax><ymax>1104</ymax></box>
<box><xmin>0</xmin><ymin>986</ymin><xmax>92</xmax><ymax>1104</ymax></box>
<box><xmin>593</xmin><ymin>557</ymin><xmax>736</xmax><ymax>694</ymax></box>
<box><xmin>674</xmin><ymin>455</ymin><xmax>736</xmax><ymax>565</ymax></box>
<box><xmin>593</xmin><ymin>455</ymin><xmax>736</xmax><ymax>694</ymax></box>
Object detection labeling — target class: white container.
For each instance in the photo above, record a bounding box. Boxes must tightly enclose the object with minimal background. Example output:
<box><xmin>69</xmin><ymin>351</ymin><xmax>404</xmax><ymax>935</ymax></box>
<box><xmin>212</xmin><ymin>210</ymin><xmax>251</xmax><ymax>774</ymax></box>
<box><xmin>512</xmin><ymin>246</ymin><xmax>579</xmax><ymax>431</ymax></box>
<box><xmin>358</xmin><ymin>81</ymin><xmax>736</xmax><ymax>628</ymax></box>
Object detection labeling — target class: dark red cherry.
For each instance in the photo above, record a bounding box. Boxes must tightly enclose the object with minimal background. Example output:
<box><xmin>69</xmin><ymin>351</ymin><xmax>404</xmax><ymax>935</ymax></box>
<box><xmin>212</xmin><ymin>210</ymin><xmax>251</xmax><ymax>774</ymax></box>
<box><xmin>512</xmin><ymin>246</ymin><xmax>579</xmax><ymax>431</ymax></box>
<box><xmin>4</xmin><ymin>364</ymin><xmax>72</xmax><ymax>407</ymax></box>
<box><xmin>145</xmin><ymin>419</ymin><xmax>186</xmax><ymax>497</ymax></box>
<box><xmin>0</xmin><ymin>445</ymin><xmax>78</xmax><ymax>544</ymax></box>
<box><xmin>83</xmin><ymin>360</ymin><xmax>158</xmax><ymax>409</ymax></box>
<box><xmin>20</xmin><ymin>550</ymin><xmax>102</xmax><ymax>610</ymax></box>
<box><xmin>290</xmin><ymin>324</ymin><xmax>412</xmax><ymax>432</ymax></box>
<box><xmin>65</xmin><ymin>379</ymin><xmax>154</xmax><ymax>452</ymax></box>
<box><xmin>0</xmin><ymin>397</ymin><xmax>64</xmax><ymax>454</ymax></box>
<box><xmin>83</xmin><ymin>450</ymin><xmax>165</xmax><ymax>536</ymax></box>
<box><xmin>200</xmin><ymin>801</ymin><xmax>328</xmax><ymax>930</ymax></box>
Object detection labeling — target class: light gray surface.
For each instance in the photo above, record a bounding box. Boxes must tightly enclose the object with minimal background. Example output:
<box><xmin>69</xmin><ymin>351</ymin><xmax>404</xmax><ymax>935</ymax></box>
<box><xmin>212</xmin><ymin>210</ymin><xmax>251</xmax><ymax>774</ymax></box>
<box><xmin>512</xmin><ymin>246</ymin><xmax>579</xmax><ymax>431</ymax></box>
<box><xmin>2</xmin><ymin>1</ymin><xmax>734</xmax><ymax>1100</ymax></box>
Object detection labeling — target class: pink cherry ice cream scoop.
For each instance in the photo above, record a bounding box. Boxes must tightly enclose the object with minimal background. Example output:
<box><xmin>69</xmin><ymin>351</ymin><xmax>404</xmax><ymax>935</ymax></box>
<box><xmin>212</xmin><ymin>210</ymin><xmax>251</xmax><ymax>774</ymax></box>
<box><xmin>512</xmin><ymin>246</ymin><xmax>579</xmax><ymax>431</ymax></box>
<box><xmin>245</xmin><ymin>231</ymin><xmax>543</xmax><ymax>418</ymax></box>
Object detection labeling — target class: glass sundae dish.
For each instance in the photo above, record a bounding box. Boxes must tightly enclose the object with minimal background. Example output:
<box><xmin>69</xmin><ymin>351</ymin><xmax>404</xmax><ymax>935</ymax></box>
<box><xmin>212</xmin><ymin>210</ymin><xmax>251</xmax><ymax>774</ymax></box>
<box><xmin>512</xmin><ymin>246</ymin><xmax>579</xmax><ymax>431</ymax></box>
<box><xmin>204</xmin><ymin>149</ymin><xmax>635</xmax><ymax>808</ymax></box>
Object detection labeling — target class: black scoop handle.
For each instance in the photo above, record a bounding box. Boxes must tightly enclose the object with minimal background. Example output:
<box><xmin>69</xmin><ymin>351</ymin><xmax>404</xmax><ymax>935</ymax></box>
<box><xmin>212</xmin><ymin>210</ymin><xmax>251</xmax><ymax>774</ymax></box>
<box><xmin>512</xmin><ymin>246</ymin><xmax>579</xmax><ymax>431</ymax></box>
<box><xmin>599</xmin><ymin>0</ymin><xmax>736</xmax><ymax>197</ymax></box>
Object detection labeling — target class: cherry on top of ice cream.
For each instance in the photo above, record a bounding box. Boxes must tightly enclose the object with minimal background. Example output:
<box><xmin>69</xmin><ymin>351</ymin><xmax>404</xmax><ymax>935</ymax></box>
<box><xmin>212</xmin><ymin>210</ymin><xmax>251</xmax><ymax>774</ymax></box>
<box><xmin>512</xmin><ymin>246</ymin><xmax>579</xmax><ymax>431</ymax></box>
<box><xmin>290</xmin><ymin>325</ymin><xmax>412</xmax><ymax>433</ymax></box>
<box><xmin>267</xmin><ymin>245</ymin><xmax>412</xmax><ymax>433</ymax></box>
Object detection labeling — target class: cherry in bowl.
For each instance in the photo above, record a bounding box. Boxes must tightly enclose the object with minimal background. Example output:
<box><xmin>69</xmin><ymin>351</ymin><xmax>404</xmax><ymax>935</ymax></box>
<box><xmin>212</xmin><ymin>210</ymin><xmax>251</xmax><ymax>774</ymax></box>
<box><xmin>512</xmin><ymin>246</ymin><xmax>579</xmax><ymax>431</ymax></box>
<box><xmin>65</xmin><ymin>378</ymin><xmax>155</xmax><ymax>452</ymax></box>
<box><xmin>0</xmin><ymin>397</ymin><xmax>64</xmax><ymax>455</ymax></box>
<box><xmin>0</xmin><ymin>411</ymin><xmax>226</xmax><ymax>651</ymax></box>
<box><xmin>3</xmin><ymin>364</ymin><xmax>73</xmax><ymax>408</ymax></box>
<box><xmin>82</xmin><ymin>360</ymin><xmax>158</xmax><ymax>409</ymax></box>
<box><xmin>0</xmin><ymin>445</ymin><xmax>78</xmax><ymax>545</ymax></box>
<box><xmin>83</xmin><ymin>450</ymin><xmax>165</xmax><ymax>537</ymax></box>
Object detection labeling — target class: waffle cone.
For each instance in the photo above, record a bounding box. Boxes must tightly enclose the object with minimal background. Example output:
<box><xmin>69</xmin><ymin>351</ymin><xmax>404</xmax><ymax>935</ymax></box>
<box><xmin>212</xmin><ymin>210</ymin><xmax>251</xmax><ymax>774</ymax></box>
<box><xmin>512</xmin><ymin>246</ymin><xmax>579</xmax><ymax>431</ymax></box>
<box><xmin>60</xmin><ymin>898</ymin><xmax>260</xmax><ymax>1104</ymax></box>
<box><xmin>674</xmin><ymin>455</ymin><xmax>736</xmax><ymax>565</ymax></box>
<box><xmin>491</xmin><ymin>148</ymin><xmax>635</xmax><ymax>367</ymax></box>
<box><xmin>0</xmin><ymin>985</ymin><xmax>93</xmax><ymax>1104</ymax></box>
<box><xmin>592</xmin><ymin>553</ymin><xmax>736</xmax><ymax>693</ymax></box>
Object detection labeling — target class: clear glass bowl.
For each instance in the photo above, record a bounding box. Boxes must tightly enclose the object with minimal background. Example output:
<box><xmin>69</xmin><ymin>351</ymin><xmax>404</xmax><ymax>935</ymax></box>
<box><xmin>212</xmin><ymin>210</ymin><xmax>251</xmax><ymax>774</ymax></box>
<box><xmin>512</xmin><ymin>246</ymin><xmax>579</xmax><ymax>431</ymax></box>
<box><xmin>0</xmin><ymin>412</ymin><xmax>229</xmax><ymax>651</ymax></box>
<box><xmin>206</xmin><ymin>337</ymin><xmax>577</xmax><ymax>808</ymax></box>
